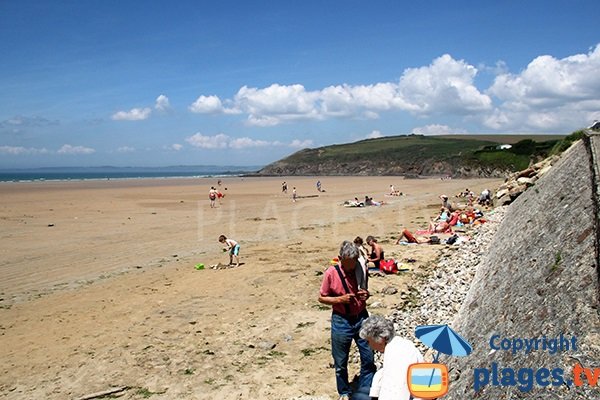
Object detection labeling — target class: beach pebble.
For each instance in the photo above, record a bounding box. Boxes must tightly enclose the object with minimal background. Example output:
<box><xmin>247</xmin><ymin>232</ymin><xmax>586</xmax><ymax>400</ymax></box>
<box><xmin>387</xmin><ymin>207</ymin><xmax>507</xmax><ymax>351</ymax></box>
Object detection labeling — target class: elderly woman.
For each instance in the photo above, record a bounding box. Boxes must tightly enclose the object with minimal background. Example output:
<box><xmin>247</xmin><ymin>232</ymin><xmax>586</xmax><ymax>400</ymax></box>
<box><xmin>355</xmin><ymin>315</ymin><xmax>424</xmax><ymax>400</ymax></box>
<box><xmin>319</xmin><ymin>241</ymin><xmax>376</xmax><ymax>400</ymax></box>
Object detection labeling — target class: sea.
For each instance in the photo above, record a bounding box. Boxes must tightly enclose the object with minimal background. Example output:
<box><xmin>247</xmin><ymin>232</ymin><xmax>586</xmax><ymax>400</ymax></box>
<box><xmin>0</xmin><ymin>165</ymin><xmax>262</xmax><ymax>183</ymax></box>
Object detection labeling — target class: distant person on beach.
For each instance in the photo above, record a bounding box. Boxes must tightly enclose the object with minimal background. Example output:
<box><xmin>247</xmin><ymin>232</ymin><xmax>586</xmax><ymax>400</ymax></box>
<box><xmin>218</xmin><ymin>235</ymin><xmax>240</xmax><ymax>267</ymax></box>
<box><xmin>478</xmin><ymin>188</ymin><xmax>492</xmax><ymax>206</ymax></box>
<box><xmin>440</xmin><ymin>194</ymin><xmax>456</xmax><ymax>212</ymax></box>
<box><xmin>353</xmin><ymin>236</ymin><xmax>369</xmax><ymax>277</ymax></box>
<box><xmin>319</xmin><ymin>241</ymin><xmax>375</xmax><ymax>400</ymax></box>
<box><xmin>366</xmin><ymin>236</ymin><xmax>385</xmax><ymax>271</ymax></box>
<box><xmin>217</xmin><ymin>179</ymin><xmax>222</xmax><ymax>186</ymax></box>
<box><xmin>396</xmin><ymin>228</ymin><xmax>431</xmax><ymax>244</ymax></box>
<box><xmin>209</xmin><ymin>187</ymin><xmax>217</xmax><ymax>208</ymax></box>
<box><xmin>292</xmin><ymin>187</ymin><xmax>297</xmax><ymax>202</ymax></box>
<box><xmin>282</xmin><ymin>181</ymin><xmax>288</xmax><ymax>194</ymax></box>
<box><xmin>352</xmin><ymin>314</ymin><xmax>424</xmax><ymax>400</ymax></box>
<box><xmin>317</xmin><ymin>180</ymin><xmax>322</xmax><ymax>192</ymax></box>
<box><xmin>216</xmin><ymin>189</ymin><xmax>224</xmax><ymax>205</ymax></box>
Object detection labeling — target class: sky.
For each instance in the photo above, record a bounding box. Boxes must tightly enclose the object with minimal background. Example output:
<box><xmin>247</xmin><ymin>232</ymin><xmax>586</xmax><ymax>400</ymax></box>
<box><xmin>1</xmin><ymin>1</ymin><xmax>599</xmax><ymax>168</ymax></box>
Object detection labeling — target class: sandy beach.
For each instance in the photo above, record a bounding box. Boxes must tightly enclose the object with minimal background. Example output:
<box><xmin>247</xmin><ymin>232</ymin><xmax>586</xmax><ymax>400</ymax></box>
<box><xmin>0</xmin><ymin>176</ymin><xmax>502</xmax><ymax>400</ymax></box>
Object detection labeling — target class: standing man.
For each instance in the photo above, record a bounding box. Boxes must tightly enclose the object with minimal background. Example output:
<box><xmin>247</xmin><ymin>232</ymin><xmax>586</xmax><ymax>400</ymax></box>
<box><xmin>209</xmin><ymin>186</ymin><xmax>217</xmax><ymax>208</ymax></box>
<box><xmin>319</xmin><ymin>241</ymin><xmax>376</xmax><ymax>400</ymax></box>
<box><xmin>282</xmin><ymin>181</ymin><xmax>288</xmax><ymax>194</ymax></box>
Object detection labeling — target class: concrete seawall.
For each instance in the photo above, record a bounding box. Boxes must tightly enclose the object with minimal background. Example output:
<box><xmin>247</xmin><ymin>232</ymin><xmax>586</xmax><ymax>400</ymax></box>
<box><xmin>446</xmin><ymin>135</ymin><xmax>599</xmax><ymax>399</ymax></box>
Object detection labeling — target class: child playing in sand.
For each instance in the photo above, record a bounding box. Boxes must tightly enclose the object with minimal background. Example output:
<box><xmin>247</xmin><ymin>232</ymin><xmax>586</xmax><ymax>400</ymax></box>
<box><xmin>218</xmin><ymin>235</ymin><xmax>240</xmax><ymax>267</ymax></box>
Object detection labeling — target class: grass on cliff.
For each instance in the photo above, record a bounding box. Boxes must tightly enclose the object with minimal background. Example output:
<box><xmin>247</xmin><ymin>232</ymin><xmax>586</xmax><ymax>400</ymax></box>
<box><xmin>284</xmin><ymin>135</ymin><xmax>499</xmax><ymax>164</ymax></box>
<box><xmin>265</xmin><ymin>132</ymin><xmax>580</xmax><ymax>174</ymax></box>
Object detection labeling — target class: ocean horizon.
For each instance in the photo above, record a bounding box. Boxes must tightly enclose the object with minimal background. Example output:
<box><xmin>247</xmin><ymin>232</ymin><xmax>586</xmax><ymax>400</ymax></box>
<box><xmin>0</xmin><ymin>165</ymin><xmax>263</xmax><ymax>183</ymax></box>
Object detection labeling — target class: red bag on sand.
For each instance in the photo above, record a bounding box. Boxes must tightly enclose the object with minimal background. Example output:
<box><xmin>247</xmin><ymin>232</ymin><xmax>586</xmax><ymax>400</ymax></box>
<box><xmin>380</xmin><ymin>259</ymin><xmax>398</xmax><ymax>274</ymax></box>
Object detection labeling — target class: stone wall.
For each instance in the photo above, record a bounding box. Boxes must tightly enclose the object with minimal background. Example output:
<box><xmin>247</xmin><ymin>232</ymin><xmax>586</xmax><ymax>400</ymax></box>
<box><xmin>446</xmin><ymin>138</ymin><xmax>599</xmax><ymax>399</ymax></box>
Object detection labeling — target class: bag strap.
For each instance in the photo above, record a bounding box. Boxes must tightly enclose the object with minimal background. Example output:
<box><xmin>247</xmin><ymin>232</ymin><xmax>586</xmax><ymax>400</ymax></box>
<box><xmin>334</xmin><ymin>265</ymin><xmax>351</xmax><ymax>315</ymax></box>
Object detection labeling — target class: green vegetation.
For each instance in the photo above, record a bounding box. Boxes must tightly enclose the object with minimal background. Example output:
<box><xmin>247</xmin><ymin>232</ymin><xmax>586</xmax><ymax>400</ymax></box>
<box><xmin>259</xmin><ymin>132</ymin><xmax>583</xmax><ymax>176</ymax></box>
<box><xmin>283</xmin><ymin>135</ymin><xmax>498</xmax><ymax>165</ymax></box>
<box><xmin>550</xmin><ymin>130</ymin><xmax>586</xmax><ymax>155</ymax></box>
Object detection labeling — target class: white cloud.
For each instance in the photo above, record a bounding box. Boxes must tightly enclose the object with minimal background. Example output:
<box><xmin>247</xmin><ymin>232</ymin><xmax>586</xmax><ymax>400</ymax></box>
<box><xmin>182</xmin><ymin>45</ymin><xmax>600</xmax><ymax>132</ymax></box>
<box><xmin>289</xmin><ymin>139</ymin><xmax>313</xmax><ymax>148</ymax></box>
<box><xmin>116</xmin><ymin>146</ymin><xmax>135</xmax><ymax>153</ymax></box>
<box><xmin>412</xmin><ymin>124</ymin><xmax>467</xmax><ymax>135</ymax></box>
<box><xmin>189</xmin><ymin>95</ymin><xmax>225</xmax><ymax>114</ymax></box>
<box><xmin>111</xmin><ymin>107</ymin><xmax>152</xmax><ymax>121</ymax></box>
<box><xmin>229</xmin><ymin>137</ymin><xmax>271</xmax><ymax>149</ymax></box>
<box><xmin>366</xmin><ymin>130</ymin><xmax>383</xmax><ymax>139</ymax></box>
<box><xmin>189</xmin><ymin>55</ymin><xmax>491</xmax><ymax>127</ymax></box>
<box><xmin>155</xmin><ymin>95</ymin><xmax>170</xmax><ymax>111</ymax></box>
<box><xmin>170</xmin><ymin>143</ymin><xmax>183</xmax><ymax>151</ymax></box>
<box><xmin>484</xmin><ymin>44</ymin><xmax>600</xmax><ymax>131</ymax></box>
<box><xmin>57</xmin><ymin>144</ymin><xmax>95</xmax><ymax>155</ymax></box>
<box><xmin>397</xmin><ymin>54</ymin><xmax>492</xmax><ymax>115</ymax></box>
<box><xmin>185</xmin><ymin>133</ymin><xmax>230</xmax><ymax>149</ymax></box>
<box><xmin>185</xmin><ymin>132</ymin><xmax>312</xmax><ymax>150</ymax></box>
<box><xmin>0</xmin><ymin>145</ymin><xmax>49</xmax><ymax>155</ymax></box>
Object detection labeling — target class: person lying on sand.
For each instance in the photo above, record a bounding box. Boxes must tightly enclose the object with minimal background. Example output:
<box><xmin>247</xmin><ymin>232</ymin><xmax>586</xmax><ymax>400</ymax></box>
<box><xmin>396</xmin><ymin>228</ymin><xmax>432</xmax><ymax>244</ymax></box>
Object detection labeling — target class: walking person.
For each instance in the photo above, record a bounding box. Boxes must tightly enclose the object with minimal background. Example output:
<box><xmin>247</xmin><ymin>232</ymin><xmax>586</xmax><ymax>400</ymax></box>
<box><xmin>319</xmin><ymin>241</ymin><xmax>376</xmax><ymax>400</ymax></box>
<box><xmin>209</xmin><ymin>187</ymin><xmax>217</xmax><ymax>208</ymax></box>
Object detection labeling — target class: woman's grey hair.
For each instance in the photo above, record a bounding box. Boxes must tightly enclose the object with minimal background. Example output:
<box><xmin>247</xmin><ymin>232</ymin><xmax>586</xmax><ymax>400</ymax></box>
<box><xmin>339</xmin><ymin>240</ymin><xmax>359</xmax><ymax>259</ymax></box>
<box><xmin>359</xmin><ymin>314</ymin><xmax>395</xmax><ymax>343</ymax></box>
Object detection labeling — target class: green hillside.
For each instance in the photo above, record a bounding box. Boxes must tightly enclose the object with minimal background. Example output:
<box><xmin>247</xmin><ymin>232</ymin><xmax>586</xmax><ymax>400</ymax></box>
<box><xmin>258</xmin><ymin>133</ymin><xmax>578</xmax><ymax>177</ymax></box>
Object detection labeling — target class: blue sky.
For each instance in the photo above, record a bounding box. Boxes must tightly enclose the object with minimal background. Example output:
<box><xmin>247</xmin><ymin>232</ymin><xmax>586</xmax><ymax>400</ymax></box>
<box><xmin>1</xmin><ymin>1</ymin><xmax>599</xmax><ymax>168</ymax></box>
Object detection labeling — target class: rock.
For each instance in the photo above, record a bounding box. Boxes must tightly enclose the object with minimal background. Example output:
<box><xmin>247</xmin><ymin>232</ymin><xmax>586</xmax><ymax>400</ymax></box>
<box><xmin>257</xmin><ymin>341</ymin><xmax>276</xmax><ymax>350</ymax></box>
<box><xmin>516</xmin><ymin>177</ymin><xmax>536</xmax><ymax>186</ymax></box>
<box><xmin>369</xmin><ymin>301</ymin><xmax>385</xmax><ymax>309</ymax></box>
<box><xmin>495</xmin><ymin>189</ymin><xmax>509</xmax><ymax>199</ymax></box>
<box><xmin>381</xmin><ymin>286</ymin><xmax>398</xmax><ymax>295</ymax></box>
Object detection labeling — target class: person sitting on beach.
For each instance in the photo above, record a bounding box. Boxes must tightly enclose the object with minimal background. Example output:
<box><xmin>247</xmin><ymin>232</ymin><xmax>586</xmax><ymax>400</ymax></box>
<box><xmin>366</xmin><ymin>236</ymin><xmax>385</xmax><ymax>271</ymax></box>
<box><xmin>218</xmin><ymin>235</ymin><xmax>240</xmax><ymax>267</ymax></box>
<box><xmin>352</xmin><ymin>314</ymin><xmax>424</xmax><ymax>400</ymax></box>
<box><xmin>428</xmin><ymin>219</ymin><xmax>451</xmax><ymax>234</ymax></box>
<box><xmin>318</xmin><ymin>241</ymin><xmax>375</xmax><ymax>400</ymax></box>
<box><xmin>365</xmin><ymin>196</ymin><xmax>381</xmax><ymax>207</ymax></box>
<box><xmin>440</xmin><ymin>194</ymin><xmax>456</xmax><ymax>212</ymax></box>
<box><xmin>389</xmin><ymin>185</ymin><xmax>402</xmax><ymax>196</ymax></box>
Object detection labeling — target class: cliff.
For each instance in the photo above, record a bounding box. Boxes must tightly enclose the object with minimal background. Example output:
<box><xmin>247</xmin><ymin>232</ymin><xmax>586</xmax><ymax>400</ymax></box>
<box><xmin>446</xmin><ymin>135</ymin><xmax>600</xmax><ymax>399</ymax></box>
<box><xmin>257</xmin><ymin>134</ymin><xmax>567</xmax><ymax>178</ymax></box>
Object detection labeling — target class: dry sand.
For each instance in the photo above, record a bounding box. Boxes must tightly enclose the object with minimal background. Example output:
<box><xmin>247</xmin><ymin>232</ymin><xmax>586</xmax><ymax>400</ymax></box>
<box><xmin>0</xmin><ymin>176</ymin><xmax>502</xmax><ymax>400</ymax></box>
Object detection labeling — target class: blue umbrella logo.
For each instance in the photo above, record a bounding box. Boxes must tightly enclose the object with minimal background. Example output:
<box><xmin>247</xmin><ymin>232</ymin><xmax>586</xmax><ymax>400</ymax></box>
<box><xmin>415</xmin><ymin>324</ymin><xmax>472</xmax><ymax>362</ymax></box>
<box><xmin>415</xmin><ymin>324</ymin><xmax>473</xmax><ymax>389</ymax></box>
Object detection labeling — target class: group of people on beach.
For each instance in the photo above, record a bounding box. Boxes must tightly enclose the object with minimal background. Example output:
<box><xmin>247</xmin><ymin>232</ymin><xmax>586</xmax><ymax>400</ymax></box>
<box><xmin>318</xmin><ymin>190</ymin><xmax>494</xmax><ymax>399</ymax></box>
<box><xmin>319</xmin><ymin>240</ymin><xmax>422</xmax><ymax>400</ymax></box>
<box><xmin>208</xmin><ymin>186</ymin><xmax>224</xmax><ymax>208</ymax></box>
